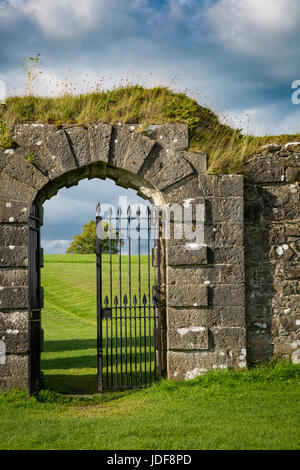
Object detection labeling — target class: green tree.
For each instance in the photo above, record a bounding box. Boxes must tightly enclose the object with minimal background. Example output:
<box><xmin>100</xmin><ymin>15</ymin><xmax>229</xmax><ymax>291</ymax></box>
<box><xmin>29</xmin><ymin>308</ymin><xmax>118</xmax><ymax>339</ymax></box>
<box><xmin>66</xmin><ymin>220</ymin><xmax>122</xmax><ymax>254</ymax></box>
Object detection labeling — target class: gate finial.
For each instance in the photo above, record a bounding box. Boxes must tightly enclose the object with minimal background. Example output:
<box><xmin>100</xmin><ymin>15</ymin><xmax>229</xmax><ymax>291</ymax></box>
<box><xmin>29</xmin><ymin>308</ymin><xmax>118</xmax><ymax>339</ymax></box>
<box><xmin>96</xmin><ymin>202</ymin><xmax>101</xmax><ymax>217</ymax></box>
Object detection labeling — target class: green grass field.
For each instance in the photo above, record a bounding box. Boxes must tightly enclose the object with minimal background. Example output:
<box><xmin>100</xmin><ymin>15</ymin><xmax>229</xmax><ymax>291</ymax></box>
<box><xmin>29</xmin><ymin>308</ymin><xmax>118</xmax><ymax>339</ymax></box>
<box><xmin>0</xmin><ymin>254</ymin><xmax>299</xmax><ymax>450</ymax></box>
<box><xmin>41</xmin><ymin>254</ymin><xmax>155</xmax><ymax>393</ymax></box>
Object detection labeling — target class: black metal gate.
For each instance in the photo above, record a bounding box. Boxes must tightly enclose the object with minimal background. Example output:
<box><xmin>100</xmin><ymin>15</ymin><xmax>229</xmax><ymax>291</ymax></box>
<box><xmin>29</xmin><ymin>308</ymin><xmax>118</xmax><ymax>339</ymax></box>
<box><xmin>28</xmin><ymin>204</ymin><xmax>44</xmax><ymax>396</ymax></box>
<box><xmin>96</xmin><ymin>203</ymin><xmax>161</xmax><ymax>392</ymax></box>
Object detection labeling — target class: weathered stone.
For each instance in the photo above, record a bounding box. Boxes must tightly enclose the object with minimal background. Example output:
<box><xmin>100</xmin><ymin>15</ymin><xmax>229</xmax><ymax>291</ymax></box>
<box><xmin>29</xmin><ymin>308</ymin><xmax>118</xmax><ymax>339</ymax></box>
<box><xmin>211</xmin><ymin>327</ymin><xmax>246</xmax><ymax>349</ymax></box>
<box><xmin>0</xmin><ymin>330</ymin><xmax>28</xmax><ymax>353</ymax></box>
<box><xmin>64</xmin><ymin>126</ymin><xmax>91</xmax><ymax>167</ymax></box>
<box><xmin>213</xmin><ymin>285</ymin><xmax>245</xmax><ymax>306</ymax></box>
<box><xmin>144</xmin><ymin>124</ymin><xmax>189</xmax><ymax>151</ymax></box>
<box><xmin>109</xmin><ymin>126</ymin><xmax>132</xmax><ymax>168</ymax></box>
<box><xmin>0</xmin><ymin>247</ymin><xmax>28</xmax><ymax>267</ymax></box>
<box><xmin>0</xmin><ymin>152</ymin><xmax>11</xmax><ymax>172</ymax></box>
<box><xmin>245</xmin><ymin>155</ymin><xmax>285</xmax><ymax>183</ymax></box>
<box><xmin>0</xmin><ymin>287</ymin><xmax>28</xmax><ymax>309</ymax></box>
<box><xmin>286</xmin><ymin>167</ymin><xmax>300</xmax><ymax>182</ymax></box>
<box><xmin>13</xmin><ymin>124</ymin><xmax>57</xmax><ymax>147</ymax></box>
<box><xmin>168</xmin><ymin>284</ymin><xmax>208</xmax><ymax>307</ymax></box>
<box><xmin>21</xmin><ymin>142</ymin><xmax>62</xmax><ymax>179</ymax></box>
<box><xmin>0</xmin><ymin>311</ymin><xmax>28</xmax><ymax>331</ymax></box>
<box><xmin>0</xmin><ymin>200</ymin><xmax>30</xmax><ymax>223</ymax></box>
<box><xmin>123</xmin><ymin>132</ymin><xmax>155</xmax><ymax>174</ymax></box>
<box><xmin>198</xmin><ymin>174</ymin><xmax>219</xmax><ymax>197</ymax></box>
<box><xmin>218</xmin><ymin>175</ymin><xmax>244</xmax><ymax>197</ymax></box>
<box><xmin>142</xmin><ymin>147</ymin><xmax>176</xmax><ymax>181</ymax></box>
<box><xmin>0</xmin><ymin>175</ymin><xmax>37</xmax><ymax>203</ymax></box>
<box><xmin>2</xmin><ymin>154</ymin><xmax>48</xmax><ymax>190</ymax></box>
<box><xmin>167</xmin><ymin>245</ymin><xmax>207</xmax><ymax>266</ymax></box>
<box><xmin>167</xmin><ymin>265</ymin><xmax>218</xmax><ymax>286</ymax></box>
<box><xmin>0</xmin><ymin>354</ymin><xmax>28</xmax><ymax>380</ymax></box>
<box><xmin>0</xmin><ymin>269</ymin><xmax>28</xmax><ymax>287</ymax></box>
<box><xmin>0</xmin><ymin>226</ymin><xmax>28</xmax><ymax>246</ymax></box>
<box><xmin>151</xmin><ymin>156</ymin><xmax>194</xmax><ymax>190</ymax></box>
<box><xmin>168</xmin><ymin>307</ymin><xmax>222</xmax><ymax>328</ymax></box>
<box><xmin>168</xmin><ymin>350</ymin><xmax>233</xmax><ymax>381</ymax></box>
<box><xmin>88</xmin><ymin>123</ymin><xmax>112</xmax><ymax>163</ymax></box>
<box><xmin>168</xmin><ymin>326</ymin><xmax>209</xmax><ymax>350</ymax></box>
<box><xmin>182</xmin><ymin>151</ymin><xmax>207</xmax><ymax>174</ymax></box>
<box><xmin>212</xmin><ymin>247</ymin><xmax>244</xmax><ymax>265</ymax></box>
<box><xmin>45</xmin><ymin>130</ymin><xmax>77</xmax><ymax>171</ymax></box>
<box><xmin>206</xmin><ymin>197</ymin><xmax>244</xmax><ymax>223</ymax></box>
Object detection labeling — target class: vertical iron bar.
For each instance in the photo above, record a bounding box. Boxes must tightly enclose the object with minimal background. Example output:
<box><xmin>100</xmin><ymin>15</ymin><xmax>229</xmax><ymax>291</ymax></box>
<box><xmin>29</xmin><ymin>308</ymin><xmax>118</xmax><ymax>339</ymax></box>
<box><xmin>147</xmin><ymin>206</ymin><xmax>152</xmax><ymax>383</ymax></box>
<box><xmin>118</xmin><ymin>208</ymin><xmax>123</xmax><ymax>387</ymax></box>
<box><xmin>109</xmin><ymin>207</ymin><xmax>113</xmax><ymax>388</ymax></box>
<box><xmin>114</xmin><ymin>295</ymin><xmax>118</xmax><ymax>388</ymax></box>
<box><xmin>157</xmin><ymin>214</ymin><xmax>162</xmax><ymax>378</ymax></box>
<box><xmin>143</xmin><ymin>295</ymin><xmax>147</xmax><ymax>386</ymax></box>
<box><xmin>96</xmin><ymin>203</ymin><xmax>103</xmax><ymax>394</ymax></box>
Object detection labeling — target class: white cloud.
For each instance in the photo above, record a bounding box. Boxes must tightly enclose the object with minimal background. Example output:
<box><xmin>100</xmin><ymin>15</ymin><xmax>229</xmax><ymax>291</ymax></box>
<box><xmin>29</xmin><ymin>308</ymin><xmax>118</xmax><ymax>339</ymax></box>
<box><xmin>205</xmin><ymin>0</ymin><xmax>300</xmax><ymax>56</ymax></box>
<box><xmin>42</xmin><ymin>239</ymin><xmax>70</xmax><ymax>254</ymax></box>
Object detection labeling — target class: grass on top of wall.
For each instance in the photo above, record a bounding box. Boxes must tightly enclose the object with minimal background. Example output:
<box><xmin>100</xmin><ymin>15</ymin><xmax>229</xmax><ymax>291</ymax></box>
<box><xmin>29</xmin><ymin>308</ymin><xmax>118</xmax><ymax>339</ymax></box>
<box><xmin>1</xmin><ymin>86</ymin><xmax>299</xmax><ymax>174</ymax></box>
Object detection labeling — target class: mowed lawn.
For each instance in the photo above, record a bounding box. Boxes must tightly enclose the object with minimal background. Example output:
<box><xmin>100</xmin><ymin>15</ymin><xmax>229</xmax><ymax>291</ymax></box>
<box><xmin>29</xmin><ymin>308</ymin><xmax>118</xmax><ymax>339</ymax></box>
<box><xmin>41</xmin><ymin>254</ymin><xmax>155</xmax><ymax>393</ymax></box>
<box><xmin>0</xmin><ymin>254</ymin><xmax>299</xmax><ymax>450</ymax></box>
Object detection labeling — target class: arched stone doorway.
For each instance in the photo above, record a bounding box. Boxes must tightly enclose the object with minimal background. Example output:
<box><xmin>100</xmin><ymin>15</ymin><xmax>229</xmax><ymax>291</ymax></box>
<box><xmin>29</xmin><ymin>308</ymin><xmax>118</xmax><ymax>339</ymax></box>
<box><xmin>0</xmin><ymin>122</ymin><xmax>246</xmax><ymax>392</ymax></box>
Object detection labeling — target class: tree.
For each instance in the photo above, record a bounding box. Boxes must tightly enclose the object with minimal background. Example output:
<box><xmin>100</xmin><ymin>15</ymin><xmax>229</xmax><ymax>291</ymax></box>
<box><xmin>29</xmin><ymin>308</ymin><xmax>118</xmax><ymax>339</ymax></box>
<box><xmin>66</xmin><ymin>220</ymin><xmax>122</xmax><ymax>254</ymax></box>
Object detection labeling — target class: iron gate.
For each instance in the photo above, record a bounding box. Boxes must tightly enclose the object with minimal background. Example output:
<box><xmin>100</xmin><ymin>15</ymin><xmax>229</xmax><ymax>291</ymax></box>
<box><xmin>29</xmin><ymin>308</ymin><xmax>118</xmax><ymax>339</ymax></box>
<box><xmin>28</xmin><ymin>204</ymin><xmax>44</xmax><ymax>396</ymax></box>
<box><xmin>96</xmin><ymin>203</ymin><xmax>161</xmax><ymax>392</ymax></box>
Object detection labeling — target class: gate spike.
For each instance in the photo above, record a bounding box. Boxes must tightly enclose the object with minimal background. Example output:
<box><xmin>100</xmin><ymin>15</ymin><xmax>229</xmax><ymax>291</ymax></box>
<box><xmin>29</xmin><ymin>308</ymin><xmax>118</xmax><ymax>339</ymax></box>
<box><xmin>96</xmin><ymin>202</ymin><xmax>101</xmax><ymax>217</ymax></box>
<box><xmin>136</xmin><ymin>206</ymin><xmax>141</xmax><ymax>217</ymax></box>
<box><xmin>127</xmin><ymin>205</ymin><xmax>131</xmax><ymax>216</ymax></box>
<box><xmin>104</xmin><ymin>295</ymin><xmax>109</xmax><ymax>307</ymax></box>
<box><xmin>133</xmin><ymin>295</ymin><xmax>137</xmax><ymax>307</ymax></box>
<box><xmin>123</xmin><ymin>294</ymin><xmax>128</xmax><ymax>305</ymax></box>
<box><xmin>147</xmin><ymin>206</ymin><xmax>151</xmax><ymax>216</ymax></box>
<box><xmin>142</xmin><ymin>294</ymin><xmax>147</xmax><ymax>305</ymax></box>
<box><xmin>114</xmin><ymin>295</ymin><xmax>118</xmax><ymax>306</ymax></box>
<box><xmin>117</xmin><ymin>206</ymin><xmax>122</xmax><ymax>216</ymax></box>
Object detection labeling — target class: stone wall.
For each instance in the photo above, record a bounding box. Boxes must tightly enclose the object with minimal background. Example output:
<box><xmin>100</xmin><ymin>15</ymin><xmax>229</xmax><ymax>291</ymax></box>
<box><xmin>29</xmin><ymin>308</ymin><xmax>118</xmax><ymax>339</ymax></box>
<box><xmin>0</xmin><ymin>123</ymin><xmax>299</xmax><ymax>391</ymax></box>
<box><xmin>244</xmin><ymin>143</ymin><xmax>300</xmax><ymax>364</ymax></box>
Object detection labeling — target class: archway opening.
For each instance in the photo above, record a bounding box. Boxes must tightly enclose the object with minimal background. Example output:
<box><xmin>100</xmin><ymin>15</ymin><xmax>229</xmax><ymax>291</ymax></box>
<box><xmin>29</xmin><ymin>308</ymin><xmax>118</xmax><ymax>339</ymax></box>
<box><xmin>40</xmin><ymin>176</ymin><xmax>158</xmax><ymax>394</ymax></box>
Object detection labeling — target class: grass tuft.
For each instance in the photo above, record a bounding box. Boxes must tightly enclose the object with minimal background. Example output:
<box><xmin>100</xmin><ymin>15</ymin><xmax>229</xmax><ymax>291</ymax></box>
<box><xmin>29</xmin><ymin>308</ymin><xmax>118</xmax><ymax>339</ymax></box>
<box><xmin>1</xmin><ymin>86</ymin><xmax>299</xmax><ymax>173</ymax></box>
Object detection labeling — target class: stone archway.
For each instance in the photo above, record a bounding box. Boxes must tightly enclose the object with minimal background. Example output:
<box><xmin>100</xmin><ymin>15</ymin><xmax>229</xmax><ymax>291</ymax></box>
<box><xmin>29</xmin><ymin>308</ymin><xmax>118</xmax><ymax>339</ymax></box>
<box><xmin>0</xmin><ymin>122</ymin><xmax>246</xmax><ymax>391</ymax></box>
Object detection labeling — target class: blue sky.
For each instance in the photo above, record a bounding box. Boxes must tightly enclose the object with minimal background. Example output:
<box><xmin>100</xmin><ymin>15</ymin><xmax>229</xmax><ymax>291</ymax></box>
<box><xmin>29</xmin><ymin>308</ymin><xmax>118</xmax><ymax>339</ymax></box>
<box><xmin>1</xmin><ymin>0</ymin><xmax>299</xmax><ymax>253</ymax></box>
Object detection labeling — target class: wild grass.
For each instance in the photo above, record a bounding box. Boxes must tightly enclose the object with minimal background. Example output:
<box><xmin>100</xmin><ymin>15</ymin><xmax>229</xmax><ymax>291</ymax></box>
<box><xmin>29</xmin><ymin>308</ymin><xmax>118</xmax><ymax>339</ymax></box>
<box><xmin>1</xmin><ymin>86</ymin><xmax>299</xmax><ymax>174</ymax></box>
<box><xmin>0</xmin><ymin>361</ymin><xmax>299</xmax><ymax>449</ymax></box>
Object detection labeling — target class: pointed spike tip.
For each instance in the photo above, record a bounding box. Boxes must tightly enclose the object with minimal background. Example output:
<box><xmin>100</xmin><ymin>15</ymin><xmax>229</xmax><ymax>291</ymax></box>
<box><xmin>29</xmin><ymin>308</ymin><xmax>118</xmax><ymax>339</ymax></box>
<box><xmin>114</xmin><ymin>295</ymin><xmax>118</xmax><ymax>305</ymax></box>
<box><xmin>96</xmin><ymin>203</ymin><xmax>101</xmax><ymax>217</ymax></box>
<box><xmin>136</xmin><ymin>206</ymin><xmax>141</xmax><ymax>216</ymax></box>
<box><xmin>143</xmin><ymin>294</ymin><xmax>147</xmax><ymax>305</ymax></box>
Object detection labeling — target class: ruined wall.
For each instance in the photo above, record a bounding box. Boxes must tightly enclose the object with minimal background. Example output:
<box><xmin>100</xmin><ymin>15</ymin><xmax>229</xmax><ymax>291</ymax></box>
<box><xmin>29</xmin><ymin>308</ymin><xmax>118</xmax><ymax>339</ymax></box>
<box><xmin>0</xmin><ymin>123</ymin><xmax>299</xmax><ymax>391</ymax></box>
<box><xmin>245</xmin><ymin>143</ymin><xmax>300</xmax><ymax>364</ymax></box>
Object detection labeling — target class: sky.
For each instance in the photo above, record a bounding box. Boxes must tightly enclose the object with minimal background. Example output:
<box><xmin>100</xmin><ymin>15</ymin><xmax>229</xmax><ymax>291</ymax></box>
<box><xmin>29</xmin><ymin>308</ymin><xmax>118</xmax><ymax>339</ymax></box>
<box><xmin>1</xmin><ymin>0</ymin><xmax>299</xmax><ymax>253</ymax></box>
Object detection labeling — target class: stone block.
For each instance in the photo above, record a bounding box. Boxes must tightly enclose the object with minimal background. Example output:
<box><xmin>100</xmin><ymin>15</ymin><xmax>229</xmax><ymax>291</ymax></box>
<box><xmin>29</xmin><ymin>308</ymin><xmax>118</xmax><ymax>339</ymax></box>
<box><xmin>0</xmin><ymin>311</ymin><xmax>28</xmax><ymax>331</ymax></box>
<box><xmin>0</xmin><ymin>330</ymin><xmax>28</xmax><ymax>353</ymax></box>
<box><xmin>218</xmin><ymin>175</ymin><xmax>244</xmax><ymax>197</ymax></box>
<box><xmin>212</xmin><ymin>246</ymin><xmax>244</xmax><ymax>265</ymax></box>
<box><xmin>167</xmin><ymin>265</ymin><xmax>218</xmax><ymax>286</ymax></box>
<box><xmin>142</xmin><ymin>147</ymin><xmax>176</xmax><ymax>181</ymax></box>
<box><xmin>245</xmin><ymin>155</ymin><xmax>285</xmax><ymax>183</ymax></box>
<box><xmin>88</xmin><ymin>123</ymin><xmax>112</xmax><ymax>163</ymax></box>
<box><xmin>211</xmin><ymin>327</ymin><xmax>246</xmax><ymax>349</ymax></box>
<box><xmin>0</xmin><ymin>287</ymin><xmax>28</xmax><ymax>309</ymax></box>
<box><xmin>167</xmin><ymin>244</ymin><xmax>207</xmax><ymax>266</ymax></box>
<box><xmin>168</xmin><ymin>307</ymin><xmax>222</xmax><ymax>328</ymax></box>
<box><xmin>168</xmin><ymin>284</ymin><xmax>208</xmax><ymax>307</ymax></box>
<box><xmin>0</xmin><ymin>226</ymin><xmax>28</xmax><ymax>246</ymax></box>
<box><xmin>167</xmin><ymin>350</ymin><xmax>230</xmax><ymax>381</ymax></box>
<box><xmin>286</xmin><ymin>167</ymin><xmax>300</xmax><ymax>182</ymax></box>
<box><xmin>12</xmin><ymin>124</ymin><xmax>57</xmax><ymax>147</ymax></box>
<box><xmin>45</xmin><ymin>129</ymin><xmax>78</xmax><ymax>171</ymax></box>
<box><xmin>213</xmin><ymin>285</ymin><xmax>245</xmax><ymax>306</ymax></box>
<box><xmin>122</xmin><ymin>132</ymin><xmax>155</xmax><ymax>174</ymax></box>
<box><xmin>0</xmin><ymin>200</ymin><xmax>30</xmax><ymax>223</ymax></box>
<box><xmin>144</xmin><ymin>124</ymin><xmax>189</xmax><ymax>151</ymax></box>
<box><xmin>198</xmin><ymin>174</ymin><xmax>219</xmax><ymax>197</ymax></box>
<box><xmin>23</xmin><ymin>142</ymin><xmax>62</xmax><ymax>180</ymax></box>
<box><xmin>0</xmin><ymin>354</ymin><xmax>28</xmax><ymax>380</ymax></box>
<box><xmin>109</xmin><ymin>126</ymin><xmax>132</xmax><ymax>168</ymax></box>
<box><xmin>0</xmin><ymin>247</ymin><xmax>28</xmax><ymax>267</ymax></box>
<box><xmin>181</xmin><ymin>151</ymin><xmax>207</xmax><ymax>174</ymax></box>
<box><xmin>205</xmin><ymin>223</ymin><xmax>244</xmax><ymax>247</ymax></box>
<box><xmin>2</xmin><ymin>154</ymin><xmax>48</xmax><ymax>190</ymax></box>
<box><xmin>168</xmin><ymin>326</ymin><xmax>209</xmax><ymax>350</ymax></box>
<box><xmin>0</xmin><ymin>269</ymin><xmax>28</xmax><ymax>287</ymax></box>
<box><xmin>64</xmin><ymin>126</ymin><xmax>91</xmax><ymax>167</ymax></box>
<box><xmin>151</xmin><ymin>156</ymin><xmax>194</xmax><ymax>190</ymax></box>
<box><xmin>0</xmin><ymin>175</ymin><xmax>37</xmax><ymax>203</ymax></box>
<box><xmin>206</xmin><ymin>197</ymin><xmax>244</xmax><ymax>223</ymax></box>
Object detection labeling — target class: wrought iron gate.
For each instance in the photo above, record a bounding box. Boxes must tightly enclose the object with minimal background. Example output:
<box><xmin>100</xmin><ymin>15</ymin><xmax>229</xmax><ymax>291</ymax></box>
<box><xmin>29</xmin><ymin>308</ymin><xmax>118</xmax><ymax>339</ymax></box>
<box><xmin>96</xmin><ymin>203</ymin><xmax>161</xmax><ymax>392</ymax></box>
<box><xmin>28</xmin><ymin>204</ymin><xmax>44</xmax><ymax>396</ymax></box>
